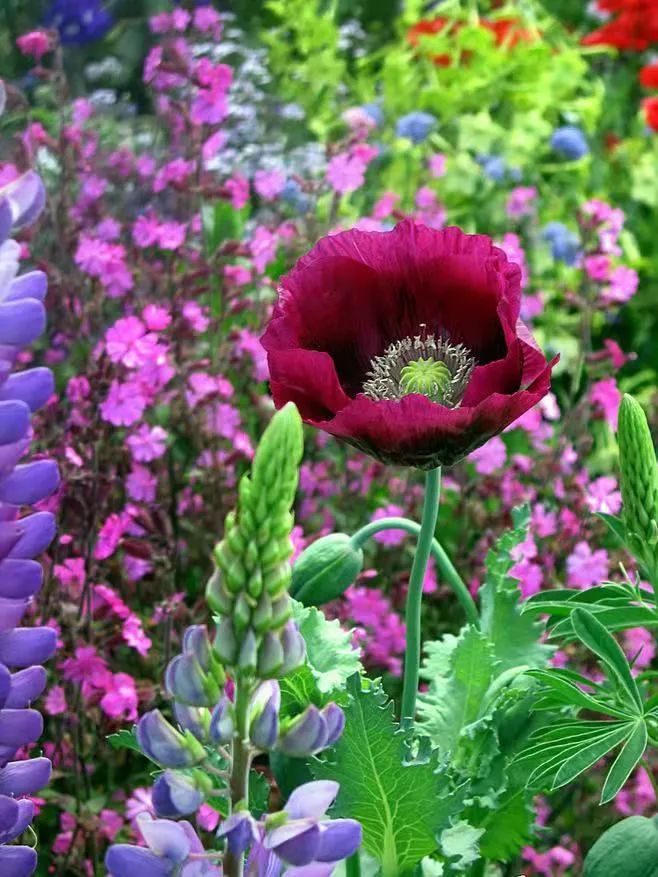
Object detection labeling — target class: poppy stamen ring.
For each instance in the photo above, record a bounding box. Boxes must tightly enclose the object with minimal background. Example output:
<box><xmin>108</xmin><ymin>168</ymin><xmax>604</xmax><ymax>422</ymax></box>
<box><xmin>362</xmin><ymin>330</ymin><xmax>475</xmax><ymax>407</ymax></box>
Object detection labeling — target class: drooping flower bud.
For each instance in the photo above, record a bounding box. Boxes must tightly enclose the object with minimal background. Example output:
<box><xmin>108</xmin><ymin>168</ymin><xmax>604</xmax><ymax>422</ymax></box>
<box><xmin>617</xmin><ymin>394</ymin><xmax>658</xmax><ymax>580</ymax></box>
<box><xmin>278</xmin><ymin>706</ymin><xmax>328</xmax><ymax>757</ymax></box>
<box><xmin>136</xmin><ymin>710</ymin><xmax>206</xmax><ymax>768</ymax></box>
<box><xmin>249</xmin><ymin>681</ymin><xmax>280</xmax><ymax>751</ymax></box>
<box><xmin>291</xmin><ymin>534</ymin><xmax>364</xmax><ymax>606</ymax></box>
<box><xmin>152</xmin><ymin>769</ymin><xmax>210</xmax><ymax>819</ymax></box>
<box><xmin>279</xmin><ymin>621</ymin><xmax>306</xmax><ymax>677</ymax></box>
<box><xmin>217</xmin><ymin>810</ymin><xmax>258</xmax><ymax>856</ymax></box>
<box><xmin>209</xmin><ymin>696</ymin><xmax>235</xmax><ymax>746</ymax></box>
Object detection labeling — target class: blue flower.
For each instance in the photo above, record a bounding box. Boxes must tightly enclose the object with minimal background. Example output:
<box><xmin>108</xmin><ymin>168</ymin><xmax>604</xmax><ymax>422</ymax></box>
<box><xmin>44</xmin><ymin>0</ymin><xmax>113</xmax><ymax>46</ymax></box>
<box><xmin>543</xmin><ymin>222</ymin><xmax>581</xmax><ymax>265</ymax></box>
<box><xmin>550</xmin><ymin>126</ymin><xmax>589</xmax><ymax>160</ymax></box>
<box><xmin>396</xmin><ymin>112</ymin><xmax>436</xmax><ymax>144</ymax></box>
<box><xmin>361</xmin><ymin>102</ymin><xmax>384</xmax><ymax>127</ymax></box>
<box><xmin>477</xmin><ymin>154</ymin><xmax>506</xmax><ymax>182</ymax></box>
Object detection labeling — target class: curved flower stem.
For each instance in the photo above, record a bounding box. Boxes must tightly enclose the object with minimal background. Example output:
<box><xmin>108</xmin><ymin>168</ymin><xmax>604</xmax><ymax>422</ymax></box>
<box><xmin>350</xmin><ymin>518</ymin><xmax>478</xmax><ymax>626</ymax></box>
<box><xmin>400</xmin><ymin>467</ymin><xmax>442</xmax><ymax>726</ymax></box>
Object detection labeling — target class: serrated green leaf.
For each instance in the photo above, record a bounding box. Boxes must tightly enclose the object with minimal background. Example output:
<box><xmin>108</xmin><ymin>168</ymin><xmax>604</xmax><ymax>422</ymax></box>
<box><xmin>476</xmin><ymin>789</ymin><xmax>534</xmax><ymax>861</ymax></box>
<box><xmin>292</xmin><ymin>600</ymin><xmax>362</xmax><ymax>694</ymax></box>
<box><xmin>479</xmin><ymin>506</ymin><xmax>553</xmax><ymax>671</ymax></box>
<box><xmin>600</xmin><ymin>720</ymin><xmax>648</xmax><ymax>804</ymax></box>
<box><xmin>439</xmin><ymin>821</ymin><xmax>483</xmax><ymax>871</ymax></box>
<box><xmin>106</xmin><ymin>728</ymin><xmax>141</xmax><ymax>753</ymax></box>
<box><xmin>571</xmin><ymin>609</ymin><xmax>643</xmax><ymax>713</ymax></box>
<box><xmin>312</xmin><ymin>678</ymin><xmax>460</xmax><ymax>875</ymax></box>
<box><xmin>418</xmin><ymin>627</ymin><xmax>496</xmax><ymax>753</ymax></box>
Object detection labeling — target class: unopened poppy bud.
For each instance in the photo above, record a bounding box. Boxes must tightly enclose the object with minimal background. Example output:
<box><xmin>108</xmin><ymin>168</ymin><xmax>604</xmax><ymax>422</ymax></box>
<box><xmin>278</xmin><ymin>706</ymin><xmax>328</xmax><ymax>757</ymax></box>
<box><xmin>152</xmin><ymin>769</ymin><xmax>208</xmax><ymax>818</ymax></box>
<box><xmin>279</xmin><ymin>621</ymin><xmax>306</xmax><ymax>676</ymax></box>
<box><xmin>291</xmin><ymin>534</ymin><xmax>364</xmax><ymax>606</ymax></box>
<box><xmin>209</xmin><ymin>696</ymin><xmax>234</xmax><ymax>745</ymax></box>
<box><xmin>257</xmin><ymin>632</ymin><xmax>284</xmax><ymax>678</ymax></box>
<box><xmin>321</xmin><ymin>703</ymin><xmax>345</xmax><ymax>747</ymax></box>
<box><xmin>136</xmin><ymin>710</ymin><xmax>206</xmax><ymax>768</ymax></box>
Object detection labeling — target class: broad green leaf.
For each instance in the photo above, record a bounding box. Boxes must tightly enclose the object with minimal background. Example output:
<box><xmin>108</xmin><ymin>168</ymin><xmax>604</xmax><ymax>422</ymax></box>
<box><xmin>418</xmin><ymin>627</ymin><xmax>496</xmax><ymax>753</ymax></box>
<box><xmin>312</xmin><ymin>678</ymin><xmax>460</xmax><ymax>875</ymax></box>
<box><xmin>479</xmin><ymin>506</ymin><xmax>553</xmax><ymax>671</ymax></box>
<box><xmin>600</xmin><ymin>720</ymin><xmax>648</xmax><ymax>804</ymax></box>
<box><xmin>571</xmin><ymin>609</ymin><xmax>643</xmax><ymax>713</ymax></box>
<box><xmin>596</xmin><ymin>512</ymin><xmax>628</xmax><ymax>546</ymax></box>
<box><xmin>292</xmin><ymin>601</ymin><xmax>362</xmax><ymax>694</ymax></box>
<box><xmin>552</xmin><ymin>723</ymin><xmax>634</xmax><ymax>788</ymax></box>
<box><xmin>107</xmin><ymin>728</ymin><xmax>141</xmax><ymax>753</ymax></box>
<box><xmin>439</xmin><ymin>821</ymin><xmax>483</xmax><ymax>871</ymax></box>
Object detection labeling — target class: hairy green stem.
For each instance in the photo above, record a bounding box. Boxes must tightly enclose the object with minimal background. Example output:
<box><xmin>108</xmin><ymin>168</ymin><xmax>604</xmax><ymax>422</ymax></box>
<box><xmin>223</xmin><ymin>677</ymin><xmax>253</xmax><ymax>877</ymax></box>
<box><xmin>400</xmin><ymin>467</ymin><xmax>442</xmax><ymax>725</ymax></box>
<box><xmin>350</xmin><ymin>516</ymin><xmax>478</xmax><ymax>626</ymax></box>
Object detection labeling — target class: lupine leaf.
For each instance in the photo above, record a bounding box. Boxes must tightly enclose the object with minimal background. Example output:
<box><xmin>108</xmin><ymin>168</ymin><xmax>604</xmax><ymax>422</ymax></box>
<box><xmin>418</xmin><ymin>627</ymin><xmax>496</xmax><ymax>753</ymax></box>
<box><xmin>525</xmin><ymin>669</ymin><xmax>632</xmax><ymax>719</ymax></box>
<box><xmin>600</xmin><ymin>720</ymin><xmax>648</xmax><ymax>803</ymax></box>
<box><xmin>312</xmin><ymin>678</ymin><xmax>460</xmax><ymax>874</ymax></box>
<box><xmin>571</xmin><ymin>608</ymin><xmax>643</xmax><ymax>713</ymax></box>
<box><xmin>552</xmin><ymin>723</ymin><xmax>634</xmax><ymax>788</ymax></box>
<box><xmin>478</xmin><ymin>506</ymin><xmax>553</xmax><ymax>671</ymax></box>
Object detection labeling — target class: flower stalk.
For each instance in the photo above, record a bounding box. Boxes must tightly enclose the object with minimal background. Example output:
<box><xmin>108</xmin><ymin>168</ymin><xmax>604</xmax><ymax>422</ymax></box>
<box><xmin>400</xmin><ymin>467</ymin><xmax>442</xmax><ymax>726</ymax></box>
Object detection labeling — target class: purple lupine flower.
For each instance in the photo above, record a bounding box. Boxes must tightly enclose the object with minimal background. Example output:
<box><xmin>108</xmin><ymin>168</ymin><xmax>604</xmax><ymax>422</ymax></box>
<box><xmin>0</xmin><ymin>149</ymin><xmax>58</xmax><ymax>875</ymax></box>
<box><xmin>44</xmin><ymin>0</ymin><xmax>114</xmax><ymax>45</ymax></box>
<box><xmin>105</xmin><ymin>813</ymin><xmax>221</xmax><ymax>876</ymax></box>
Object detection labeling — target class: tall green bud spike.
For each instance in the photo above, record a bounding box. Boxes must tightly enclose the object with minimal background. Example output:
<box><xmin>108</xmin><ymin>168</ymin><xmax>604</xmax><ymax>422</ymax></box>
<box><xmin>207</xmin><ymin>403</ymin><xmax>306</xmax><ymax>678</ymax></box>
<box><xmin>617</xmin><ymin>394</ymin><xmax>658</xmax><ymax>583</ymax></box>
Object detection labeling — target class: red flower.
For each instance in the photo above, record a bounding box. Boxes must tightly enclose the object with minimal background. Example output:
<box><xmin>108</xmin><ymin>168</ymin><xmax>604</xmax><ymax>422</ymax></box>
<box><xmin>640</xmin><ymin>62</ymin><xmax>658</xmax><ymax>89</ymax></box>
<box><xmin>583</xmin><ymin>1</ymin><xmax>658</xmax><ymax>51</ymax></box>
<box><xmin>407</xmin><ymin>18</ymin><xmax>454</xmax><ymax>67</ymax></box>
<box><xmin>643</xmin><ymin>96</ymin><xmax>658</xmax><ymax>131</ymax></box>
<box><xmin>261</xmin><ymin>221</ymin><xmax>556</xmax><ymax>469</ymax></box>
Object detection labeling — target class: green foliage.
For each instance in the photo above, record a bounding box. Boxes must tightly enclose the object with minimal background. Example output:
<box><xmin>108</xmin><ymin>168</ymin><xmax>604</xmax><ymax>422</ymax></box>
<box><xmin>312</xmin><ymin>677</ymin><xmax>461</xmax><ymax>877</ymax></box>
<box><xmin>479</xmin><ymin>505</ymin><xmax>553</xmax><ymax>671</ymax></box>
<box><xmin>584</xmin><ymin>815</ymin><xmax>658</xmax><ymax>877</ymax></box>
<box><xmin>517</xmin><ymin>608</ymin><xmax>655</xmax><ymax>803</ymax></box>
<box><xmin>107</xmin><ymin>727</ymin><xmax>141</xmax><ymax>754</ymax></box>
<box><xmin>292</xmin><ymin>601</ymin><xmax>363</xmax><ymax>694</ymax></box>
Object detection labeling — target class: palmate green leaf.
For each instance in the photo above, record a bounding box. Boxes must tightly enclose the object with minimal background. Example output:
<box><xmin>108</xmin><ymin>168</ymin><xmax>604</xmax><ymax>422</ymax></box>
<box><xmin>600</xmin><ymin>720</ymin><xmax>648</xmax><ymax>803</ymax></box>
<box><xmin>292</xmin><ymin>601</ymin><xmax>362</xmax><ymax>695</ymax></box>
<box><xmin>418</xmin><ymin>627</ymin><xmax>496</xmax><ymax>753</ymax></box>
<box><xmin>552</xmin><ymin>723</ymin><xmax>634</xmax><ymax>788</ymax></box>
<box><xmin>549</xmin><ymin>606</ymin><xmax>658</xmax><ymax>640</ymax></box>
<box><xmin>571</xmin><ymin>608</ymin><xmax>643</xmax><ymax>713</ymax></box>
<box><xmin>523</xmin><ymin>583</ymin><xmax>639</xmax><ymax>618</ymax></box>
<box><xmin>479</xmin><ymin>506</ymin><xmax>553</xmax><ymax>671</ymax></box>
<box><xmin>525</xmin><ymin>669</ymin><xmax>631</xmax><ymax>719</ymax></box>
<box><xmin>312</xmin><ymin>678</ymin><xmax>460</xmax><ymax>876</ymax></box>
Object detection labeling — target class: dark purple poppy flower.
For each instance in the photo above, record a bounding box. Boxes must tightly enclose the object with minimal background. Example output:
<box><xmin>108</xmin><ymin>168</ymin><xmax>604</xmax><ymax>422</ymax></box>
<box><xmin>262</xmin><ymin>220</ymin><xmax>556</xmax><ymax>469</ymax></box>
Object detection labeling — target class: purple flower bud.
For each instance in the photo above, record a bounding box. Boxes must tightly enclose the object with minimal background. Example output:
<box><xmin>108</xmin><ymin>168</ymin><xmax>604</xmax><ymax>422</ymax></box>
<box><xmin>4</xmin><ymin>667</ymin><xmax>47</xmax><ymax>709</ymax></box>
<box><xmin>0</xmin><ymin>758</ymin><xmax>51</xmax><ymax>796</ymax></box>
<box><xmin>0</xmin><ymin>795</ymin><xmax>33</xmax><ymax>844</ymax></box>
<box><xmin>136</xmin><ymin>710</ymin><xmax>205</xmax><ymax>768</ymax></box>
<box><xmin>321</xmin><ymin>703</ymin><xmax>345</xmax><ymax>748</ymax></box>
<box><xmin>0</xmin><ymin>299</ymin><xmax>45</xmax><ymax>347</ymax></box>
<box><xmin>5</xmin><ymin>271</ymin><xmax>47</xmax><ymax>304</ymax></box>
<box><xmin>265</xmin><ymin>820</ymin><xmax>321</xmax><ymax>866</ymax></box>
<box><xmin>173</xmin><ymin>703</ymin><xmax>207</xmax><ymax>742</ymax></box>
<box><xmin>278</xmin><ymin>706</ymin><xmax>328</xmax><ymax>757</ymax></box>
<box><xmin>257</xmin><ymin>633</ymin><xmax>284</xmax><ymax>678</ymax></box>
<box><xmin>0</xmin><ymin>709</ymin><xmax>43</xmax><ymax>762</ymax></box>
<box><xmin>217</xmin><ymin>811</ymin><xmax>258</xmax><ymax>855</ymax></box>
<box><xmin>0</xmin><ymin>401</ymin><xmax>29</xmax><ymax>445</ymax></box>
<box><xmin>0</xmin><ymin>561</ymin><xmax>43</xmax><ymax>601</ymax></box>
<box><xmin>152</xmin><ymin>771</ymin><xmax>205</xmax><ymax>819</ymax></box>
<box><xmin>0</xmin><ymin>512</ymin><xmax>56</xmax><ymax>560</ymax></box>
<box><xmin>0</xmin><ymin>627</ymin><xmax>57</xmax><ymax>666</ymax></box>
<box><xmin>249</xmin><ymin>683</ymin><xmax>280</xmax><ymax>752</ymax></box>
<box><xmin>209</xmin><ymin>696</ymin><xmax>234</xmax><ymax>745</ymax></box>
<box><xmin>0</xmin><ymin>844</ymin><xmax>38</xmax><ymax>876</ymax></box>
<box><xmin>0</xmin><ymin>368</ymin><xmax>55</xmax><ymax>412</ymax></box>
<box><xmin>0</xmin><ymin>460</ymin><xmax>59</xmax><ymax>505</ymax></box>
<box><xmin>165</xmin><ymin>653</ymin><xmax>213</xmax><ymax>707</ymax></box>
<box><xmin>279</xmin><ymin>621</ymin><xmax>306</xmax><ymax>677</ymax></box>
<box><xmin>182</xmin><ymin>625</ymin><xmax>212</xmax><ymax>671</ymax></box>
<box><xmin>237</xmin><ymin>629</ymin><xmax>258</xmax><ymax>673</ymax></box>
<box><xmin>0</xmin><ymin>171</ymin><xmax>45</xmax><ymax>229</ymax></box>
<box><xmin>315</xmin><ymin>820</ymin><xmax>362</xmax><ymax>863</ymax></box>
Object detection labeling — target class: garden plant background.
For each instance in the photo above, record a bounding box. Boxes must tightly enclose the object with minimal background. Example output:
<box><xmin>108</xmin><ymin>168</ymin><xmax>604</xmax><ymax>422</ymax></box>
<box><xmin>3</xmin><ymin>0</ymin><xmax>658</xmax><ymax>875</ymax></box>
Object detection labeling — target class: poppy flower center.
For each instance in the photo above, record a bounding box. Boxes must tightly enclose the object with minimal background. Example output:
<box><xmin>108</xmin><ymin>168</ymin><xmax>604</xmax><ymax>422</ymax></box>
<box><xmin>362</xmin><ymin>329</ymin><xmax>475</xmax><ymax>407</ymax></box>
